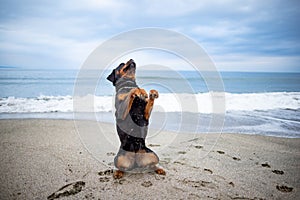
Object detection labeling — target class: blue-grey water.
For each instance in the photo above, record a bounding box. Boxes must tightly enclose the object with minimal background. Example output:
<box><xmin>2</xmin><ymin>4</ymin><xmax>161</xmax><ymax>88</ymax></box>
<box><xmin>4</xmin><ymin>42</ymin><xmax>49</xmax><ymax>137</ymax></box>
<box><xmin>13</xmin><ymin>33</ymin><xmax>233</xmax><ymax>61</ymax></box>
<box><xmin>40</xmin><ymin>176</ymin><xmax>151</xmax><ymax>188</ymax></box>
<box><xmin>1</xmin><ymin>69</ymin><xmax>299</xmax><ymax>97</ymax></box>
<box><xmin>0</xmin><ymin>68</ymin><xmax>299</xmax><ymax>137</ymax></box>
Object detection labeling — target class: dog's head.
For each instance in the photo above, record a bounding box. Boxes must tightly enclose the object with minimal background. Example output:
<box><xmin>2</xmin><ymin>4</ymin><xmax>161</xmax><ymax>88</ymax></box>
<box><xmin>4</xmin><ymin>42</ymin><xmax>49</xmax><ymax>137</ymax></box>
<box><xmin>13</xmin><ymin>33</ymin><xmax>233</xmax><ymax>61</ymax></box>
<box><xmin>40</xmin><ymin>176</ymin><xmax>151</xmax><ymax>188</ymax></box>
<box><xmin>107</xmin><ymin>59</ymin><xmax>136</xmax><ymax>86</ymax></box>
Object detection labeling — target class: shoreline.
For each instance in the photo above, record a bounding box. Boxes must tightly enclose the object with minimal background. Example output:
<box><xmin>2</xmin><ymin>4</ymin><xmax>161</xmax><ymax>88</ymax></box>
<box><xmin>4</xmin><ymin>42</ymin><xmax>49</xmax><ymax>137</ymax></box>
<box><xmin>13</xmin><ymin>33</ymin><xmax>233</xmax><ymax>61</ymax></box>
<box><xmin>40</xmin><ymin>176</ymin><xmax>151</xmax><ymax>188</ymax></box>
<box><xmin>0</xmin><ymin>119</ymin><xmax>299</xmax><ymax>199</ymax></box>
<box><xmin>0</xmin><ymin>113</ymin><xmax>299</xmax><ymax>138</ymax></box>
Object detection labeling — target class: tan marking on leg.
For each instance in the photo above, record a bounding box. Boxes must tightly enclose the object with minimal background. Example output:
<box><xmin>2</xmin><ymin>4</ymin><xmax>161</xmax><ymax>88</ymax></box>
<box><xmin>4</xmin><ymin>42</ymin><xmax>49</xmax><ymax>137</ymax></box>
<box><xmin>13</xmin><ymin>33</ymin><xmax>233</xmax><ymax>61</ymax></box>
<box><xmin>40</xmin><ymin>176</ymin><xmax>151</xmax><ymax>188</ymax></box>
<box><xmin>122</xmin><ymin>88</ymin><xmax>138</xmax><ymax>120</ymax></box>
<box><xmin>135</xmin><ymin>152</ymin><xmax>159</xmax><ymax>168</ymax></box>
<box><xmin>115</xmin><ymin>152</ymin><xmax>135</xmax><ymax>170</ymax></box>
<box><xmin>144</xmin><ymin>89</ymin><xmax>159</xmax><ymax>120</ymax></box>
<box><xmin>139</xmin><ymin>88</ymin><xmax>148</xmax><ymax>99</ymax></box>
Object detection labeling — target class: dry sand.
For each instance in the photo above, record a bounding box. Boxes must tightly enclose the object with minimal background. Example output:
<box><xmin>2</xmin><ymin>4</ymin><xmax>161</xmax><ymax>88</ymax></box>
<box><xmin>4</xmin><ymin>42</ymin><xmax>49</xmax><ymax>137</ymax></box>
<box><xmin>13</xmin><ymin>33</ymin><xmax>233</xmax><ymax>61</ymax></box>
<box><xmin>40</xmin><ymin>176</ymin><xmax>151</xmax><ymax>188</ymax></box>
<box><xmin>0</xmin><ymin>119</ymin><xmax>299</xmax><ymax>199</ymax></box>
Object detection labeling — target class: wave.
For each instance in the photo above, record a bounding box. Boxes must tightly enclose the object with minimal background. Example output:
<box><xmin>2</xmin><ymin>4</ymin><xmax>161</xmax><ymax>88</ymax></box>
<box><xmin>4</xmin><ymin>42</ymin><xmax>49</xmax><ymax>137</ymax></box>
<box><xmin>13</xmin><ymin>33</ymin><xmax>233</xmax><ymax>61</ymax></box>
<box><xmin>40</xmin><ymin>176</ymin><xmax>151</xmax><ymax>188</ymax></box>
<box><xmin>0</xmin><ymin>92</ymin><xmax>299</xmax><ymax>114</ymax></box>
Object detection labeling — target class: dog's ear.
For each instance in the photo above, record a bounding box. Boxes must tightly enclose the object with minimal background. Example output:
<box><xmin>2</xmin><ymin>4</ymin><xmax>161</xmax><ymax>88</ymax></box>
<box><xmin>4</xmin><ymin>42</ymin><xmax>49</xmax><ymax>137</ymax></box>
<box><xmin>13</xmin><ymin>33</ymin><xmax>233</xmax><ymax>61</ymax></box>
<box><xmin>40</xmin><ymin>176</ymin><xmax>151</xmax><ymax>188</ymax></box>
<box><xmin>107</xmin><ymin>70</ymin><xmax>116</xmax><ymax>86</ymax></box>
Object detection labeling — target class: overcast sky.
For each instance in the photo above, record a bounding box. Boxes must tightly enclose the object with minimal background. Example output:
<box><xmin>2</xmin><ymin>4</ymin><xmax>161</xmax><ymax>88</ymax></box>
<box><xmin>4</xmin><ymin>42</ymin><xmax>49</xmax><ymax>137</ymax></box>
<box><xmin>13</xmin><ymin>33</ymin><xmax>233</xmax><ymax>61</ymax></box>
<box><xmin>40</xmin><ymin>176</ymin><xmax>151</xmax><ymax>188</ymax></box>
<box><xmin>0</xmin><ymin>0</ymin><xmax>299</xmax><ymax>72</ymax></box>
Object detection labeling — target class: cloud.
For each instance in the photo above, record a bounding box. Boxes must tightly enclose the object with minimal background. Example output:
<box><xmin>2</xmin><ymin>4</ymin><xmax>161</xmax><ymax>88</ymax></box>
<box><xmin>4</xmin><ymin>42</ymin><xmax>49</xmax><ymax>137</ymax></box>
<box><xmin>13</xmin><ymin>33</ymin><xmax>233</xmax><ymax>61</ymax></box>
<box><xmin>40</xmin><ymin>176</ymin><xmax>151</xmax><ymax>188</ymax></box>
<box><xmin>64</xmin><ymin>0</ymin><xmax>127</xmax><ymax>11</ymax></box>
<box><xmin>143</xmin><ymin>0</ymin><xmax>207</xmax><ymax>17</ymax></box>
<box><xmin>214</xmin><ymin>54</ymin><xmax>300</xmax><ymax>72</ymax></box>
<box><xmin>0</xmin><ymin>20</ymin><xmax>101</xmax><ymax>68</ymax></box>
<box><xmin>191</xmin><ymin>22</ymin><xmax>253</xmax><ymax>42</ymax></box>
<box><xmin>0</xmin><ymin>0</ymin><xmax>114</xmax><ymax>68</ymax></box>
<box><xmin>0</xmin><ymin>0</ymin><xmax>299</xmax><ymax>71</ymax></box>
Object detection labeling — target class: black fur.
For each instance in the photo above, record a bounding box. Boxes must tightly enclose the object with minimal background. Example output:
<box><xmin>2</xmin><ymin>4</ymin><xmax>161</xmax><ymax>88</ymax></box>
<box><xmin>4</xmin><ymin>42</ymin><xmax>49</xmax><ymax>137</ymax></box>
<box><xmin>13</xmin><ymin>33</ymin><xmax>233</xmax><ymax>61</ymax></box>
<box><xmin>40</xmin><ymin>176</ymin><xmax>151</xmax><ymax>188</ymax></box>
<box><xmin>107</xmin><ymin>61</ymin><xmax>155</xmax><ymax>155</ymax></box>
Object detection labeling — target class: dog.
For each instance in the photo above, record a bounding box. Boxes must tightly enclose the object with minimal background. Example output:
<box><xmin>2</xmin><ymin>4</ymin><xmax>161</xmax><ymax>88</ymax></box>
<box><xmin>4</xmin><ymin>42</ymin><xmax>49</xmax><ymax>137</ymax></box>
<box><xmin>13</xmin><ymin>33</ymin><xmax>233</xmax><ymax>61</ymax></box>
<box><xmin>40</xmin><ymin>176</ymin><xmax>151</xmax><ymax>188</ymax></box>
<box><xmin>107</xmin><ymin>59</ymin><xmax>166</xmax><ymax>179</ymax></box>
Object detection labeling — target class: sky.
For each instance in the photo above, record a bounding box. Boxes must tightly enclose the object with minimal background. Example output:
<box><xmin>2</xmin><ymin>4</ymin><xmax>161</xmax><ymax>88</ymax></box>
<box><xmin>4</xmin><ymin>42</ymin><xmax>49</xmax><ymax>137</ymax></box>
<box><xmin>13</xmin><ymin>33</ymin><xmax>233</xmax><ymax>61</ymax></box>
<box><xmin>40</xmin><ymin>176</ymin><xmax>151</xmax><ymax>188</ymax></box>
<box><xmin>0</xmin><ymin>0</ymin><xmax>300</xmax><ymax>72</ymax></box>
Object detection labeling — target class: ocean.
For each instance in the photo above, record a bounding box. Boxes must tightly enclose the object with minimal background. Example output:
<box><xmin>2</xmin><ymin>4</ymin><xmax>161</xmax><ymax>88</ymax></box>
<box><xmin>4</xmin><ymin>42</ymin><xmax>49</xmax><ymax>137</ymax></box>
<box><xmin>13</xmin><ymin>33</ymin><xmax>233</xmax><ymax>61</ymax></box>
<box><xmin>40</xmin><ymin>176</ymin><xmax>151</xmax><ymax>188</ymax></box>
<box><xmin>0</xmin><ymin>68</ymin><xmax>299</xmax><ymax>138</ymax></box>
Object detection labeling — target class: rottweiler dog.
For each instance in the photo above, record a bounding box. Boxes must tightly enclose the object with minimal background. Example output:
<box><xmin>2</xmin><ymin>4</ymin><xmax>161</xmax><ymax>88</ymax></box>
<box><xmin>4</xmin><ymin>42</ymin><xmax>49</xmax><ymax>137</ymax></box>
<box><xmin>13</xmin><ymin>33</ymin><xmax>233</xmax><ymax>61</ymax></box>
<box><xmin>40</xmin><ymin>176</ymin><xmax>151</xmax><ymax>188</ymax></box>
<box><xmin>107</xmin><ymin>59</ymin><xmax>166</xmax><ymax>179</ymax></box>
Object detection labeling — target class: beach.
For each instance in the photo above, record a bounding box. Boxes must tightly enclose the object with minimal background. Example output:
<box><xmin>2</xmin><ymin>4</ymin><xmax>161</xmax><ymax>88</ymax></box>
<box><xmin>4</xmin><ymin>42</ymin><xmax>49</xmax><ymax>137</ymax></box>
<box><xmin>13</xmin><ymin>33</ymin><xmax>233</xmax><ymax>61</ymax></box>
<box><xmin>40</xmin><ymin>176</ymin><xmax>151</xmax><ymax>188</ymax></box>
<box><xmin>0</xmin><ymin>119</ymin><xmax>299</xmax><ymax>199</ymax></box>
<box><xmin>1</xmin><ymin>1</ymin><xmax>300</xmax><ymax>199</ymax></box>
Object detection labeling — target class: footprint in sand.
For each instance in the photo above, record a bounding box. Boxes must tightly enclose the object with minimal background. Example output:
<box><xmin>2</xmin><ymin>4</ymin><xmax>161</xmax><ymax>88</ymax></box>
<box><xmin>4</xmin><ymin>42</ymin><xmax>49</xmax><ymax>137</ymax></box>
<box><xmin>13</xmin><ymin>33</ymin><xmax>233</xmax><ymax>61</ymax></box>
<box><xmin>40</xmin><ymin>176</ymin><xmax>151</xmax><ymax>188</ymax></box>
<box><xmin>272</xmin><ymin>170</ymin><xmax>284</xmax><ymax>175</ymax></box>
<box><xmin>232</xmin><ymin>156</ymin><xmax>241</xmax><ymax>161</ymax></box>
<box><xmin>216</xmin><ymin>150</ymin><xmax>225</xmax><ymax>154</ymax></box>
<box><xmin>106</xmin><ymin>152</ymin><xmax>116</xmax><ymax>156</ymax></box>
<box><xmin>216</xmin><ymin>150</ymin><xmax>241</xmax><ymax>161</ymax></box>
<box><xmin>174</xmin><ymin>161</ymin><xmax>185</xmax><ymax>165</ymax></box>
<box><xmin>47</xmin><ymin>181</ymin><xmax>85</xmax><ymax>200</ymax></box>
<box><xmin>276</xmin><ymin>185</ymin><xmax>293</xmax><ymax>192</ymax></box>
<box><xmin>98</xmin><ymin>169</ymin><xmax>114</xmax><ymax>183</ymax></box>
<box><xmin>99</xmin><ymin>177</ymin><xmax>110</xmax><ymax>182</ymax></box>
<box><xmin>204</xmin><ymin>168</ymin><xmax>213</xmax><ymax>174</ymax></box>
<box><xmin>141</xmin><ymin>181</ymin><xmax>153</xmax><ymax>187</ymax></box>
<box><xmin>182</xmin><ymin>179</ymin><xmax>217</xmax><ymax>189</ymax></box>
<box><xmin>261</xmin><ymin>162</ymin><xmax>271</xmax><ymax>168</ymax></box>
<box><xmin>194</xmin><ymin>145</ymin><xmax>203</xmax><ymax>149</ymax></box>
<box><xmin>98</xmin><ymin>169</ymin><xmax>114</xmax><ymax>176</ymax></box>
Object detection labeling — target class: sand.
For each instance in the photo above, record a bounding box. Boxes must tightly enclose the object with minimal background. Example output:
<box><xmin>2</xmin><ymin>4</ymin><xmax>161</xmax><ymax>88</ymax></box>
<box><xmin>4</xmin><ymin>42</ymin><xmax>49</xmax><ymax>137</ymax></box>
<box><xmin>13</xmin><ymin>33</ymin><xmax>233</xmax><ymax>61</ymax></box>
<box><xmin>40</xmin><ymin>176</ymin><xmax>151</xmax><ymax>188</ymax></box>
<box><xmin>0</xmin><ymin>119</ymin><xmax>299</xmax><ymax>199</ymax></box>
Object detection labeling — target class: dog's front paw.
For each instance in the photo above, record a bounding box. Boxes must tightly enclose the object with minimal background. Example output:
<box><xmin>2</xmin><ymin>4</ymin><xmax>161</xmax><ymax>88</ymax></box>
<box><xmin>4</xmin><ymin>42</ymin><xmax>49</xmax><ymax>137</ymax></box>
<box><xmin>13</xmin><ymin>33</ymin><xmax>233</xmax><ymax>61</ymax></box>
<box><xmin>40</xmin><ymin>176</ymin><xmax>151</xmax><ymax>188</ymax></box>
<box><xmin>139</xmin><ymin>88</ymin><xmax>148</xmax><ymax>101</ymax></box>
<box><xmin>131</xmin><ymin>88</ymin><xmax>148</xmax><ymax>101</ymax></box>
<box><xmin>130</xmin><ymin>88</ymin><xmax>140</xmax><ymax>98</ymax></box>
<box><xmin>149</xmin><ymin>89</ymin><xmax>159</xmax><ymax>99</ymax></box>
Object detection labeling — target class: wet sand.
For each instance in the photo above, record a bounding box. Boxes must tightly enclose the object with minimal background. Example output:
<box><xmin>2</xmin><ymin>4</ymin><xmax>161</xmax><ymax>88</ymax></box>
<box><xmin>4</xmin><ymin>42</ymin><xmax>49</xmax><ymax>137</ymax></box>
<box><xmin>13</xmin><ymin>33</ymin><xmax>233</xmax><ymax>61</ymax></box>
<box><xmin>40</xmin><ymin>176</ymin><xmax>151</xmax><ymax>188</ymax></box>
<box><xmin>0</xmin><ymin>119</ymin><xmax>299</xmax><ymax>199</ymax></box>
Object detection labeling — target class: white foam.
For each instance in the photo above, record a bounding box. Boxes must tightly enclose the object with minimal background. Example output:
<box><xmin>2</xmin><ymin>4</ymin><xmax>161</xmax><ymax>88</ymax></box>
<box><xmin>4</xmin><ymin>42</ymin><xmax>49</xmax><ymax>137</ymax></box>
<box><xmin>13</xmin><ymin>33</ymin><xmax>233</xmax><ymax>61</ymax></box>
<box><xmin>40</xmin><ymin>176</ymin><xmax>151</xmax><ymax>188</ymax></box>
<box><xmin>155</xmin><ymin>92</ymin><xmax>300</xmax><ymax>113</ymax></box>
<box><xmin>225</xmin><ymin>92</ymin><xmax>300</xmax><ymax>112</ymax></box>
<box><xmin>0</xmin><ymin>96</ymin><xmax>73</xmax><ymax>113</ymax></box>
<box><xmin>0</xmin><ymin>92</ymin><xmax>299</xmax><ymax>114</ymax></box>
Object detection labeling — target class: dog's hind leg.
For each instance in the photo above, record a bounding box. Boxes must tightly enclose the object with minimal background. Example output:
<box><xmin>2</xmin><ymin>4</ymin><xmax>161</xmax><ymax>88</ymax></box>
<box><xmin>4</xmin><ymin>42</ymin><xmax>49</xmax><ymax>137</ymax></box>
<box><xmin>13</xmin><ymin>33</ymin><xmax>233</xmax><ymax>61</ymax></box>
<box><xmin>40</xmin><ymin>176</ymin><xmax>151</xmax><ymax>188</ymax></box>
<box><xmin>113</xmin><ymin>151</ymin><xmax>135</xmax><ymax>179</ymax></box>
<box><xmin>144</xmin><ymin>89</ymin><xmax>159</xmax><ymax>120</ymax></box>
<box><xmin>114</xmin><ymin>151</ymin><xmax>135</xmax><ymax>170</ymax></box>
<box><xmin>135</xmin><ymin>151</ymin><xmax>159</xmax><ymax>168</ymax></box>
<box><xmin>135</xmin><ymin>150</ymin><xmax>166</xmax><ymax>175</ymax></box>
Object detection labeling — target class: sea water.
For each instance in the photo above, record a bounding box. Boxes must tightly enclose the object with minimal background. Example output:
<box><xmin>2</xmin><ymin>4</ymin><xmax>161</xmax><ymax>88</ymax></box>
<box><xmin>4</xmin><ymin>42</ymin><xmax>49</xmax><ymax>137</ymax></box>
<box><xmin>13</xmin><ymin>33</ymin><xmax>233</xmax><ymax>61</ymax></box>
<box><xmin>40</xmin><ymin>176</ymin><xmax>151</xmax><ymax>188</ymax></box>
<box><xmin>0</xmin><ymin>68</ymin><xmax>299</xmax><ymax>137</ymax></box>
